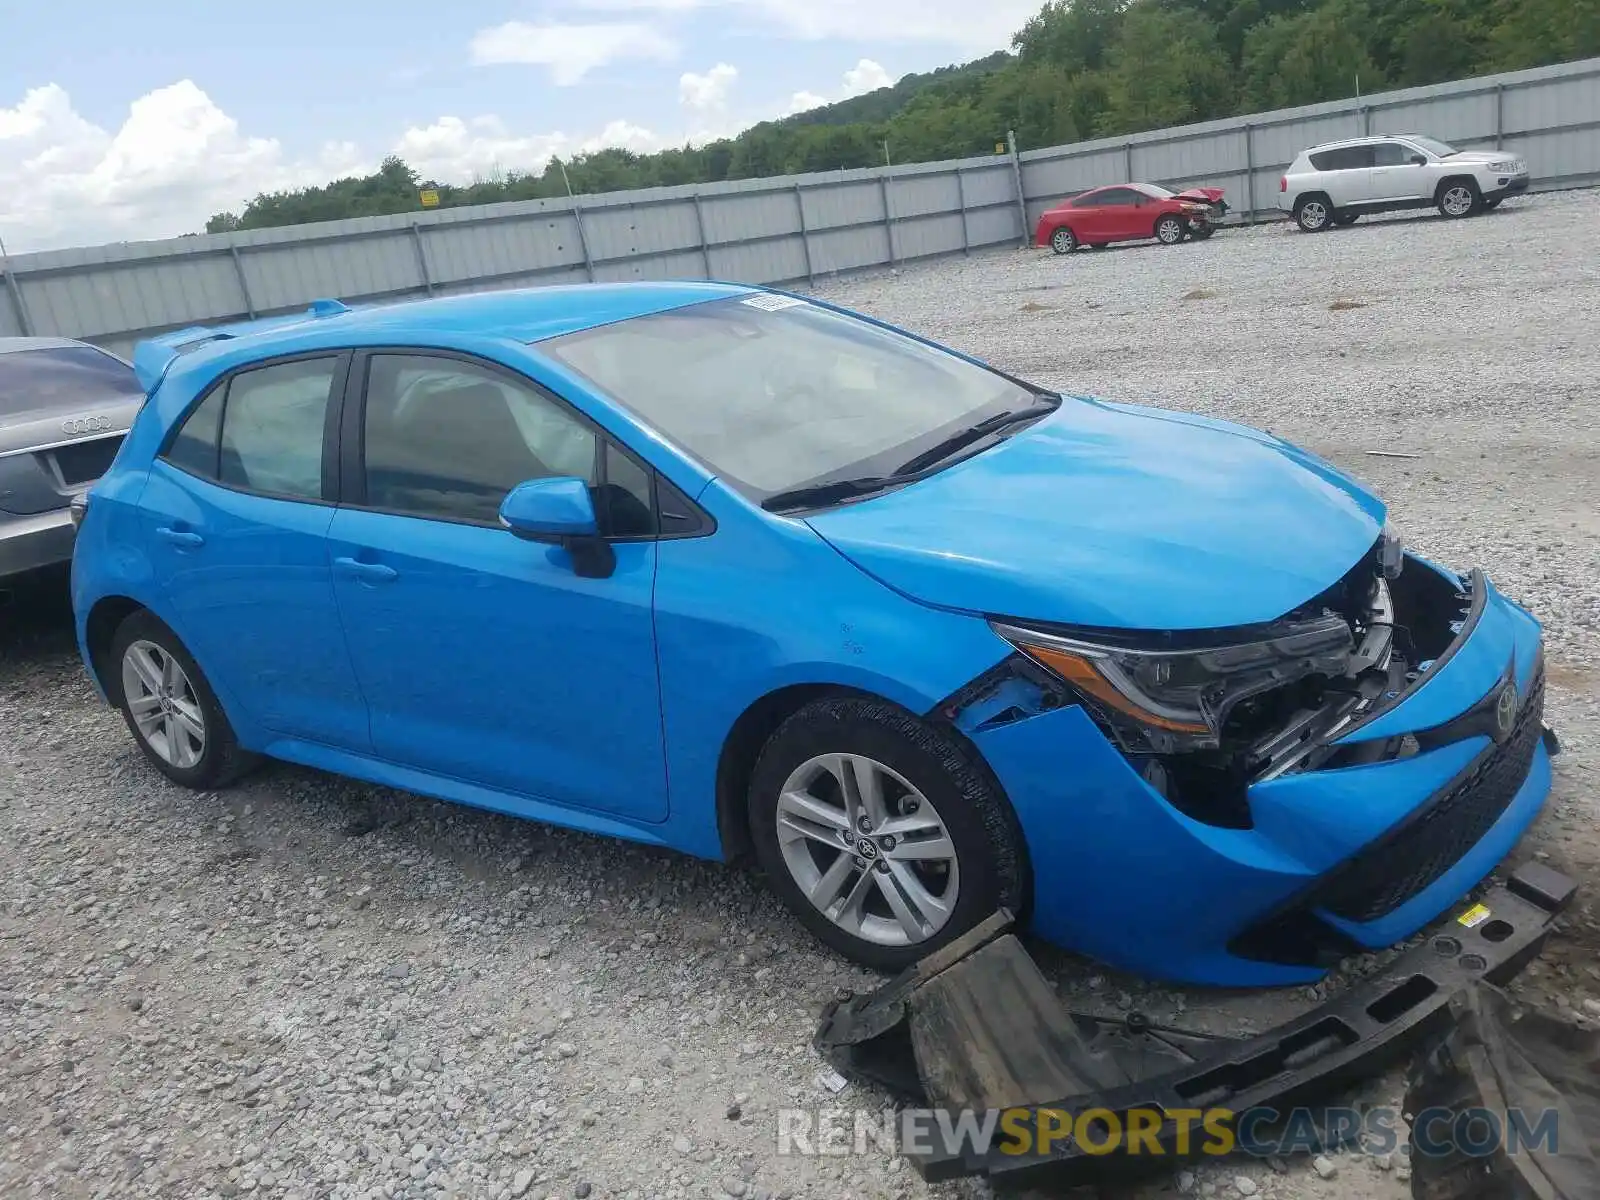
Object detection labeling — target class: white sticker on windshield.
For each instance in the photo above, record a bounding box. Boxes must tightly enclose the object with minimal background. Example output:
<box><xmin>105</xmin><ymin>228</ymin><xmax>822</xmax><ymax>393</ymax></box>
<box><xmin>740</xmin><ymin>293</ymin><xmax>808</xmax><ymax>311</ymax></box>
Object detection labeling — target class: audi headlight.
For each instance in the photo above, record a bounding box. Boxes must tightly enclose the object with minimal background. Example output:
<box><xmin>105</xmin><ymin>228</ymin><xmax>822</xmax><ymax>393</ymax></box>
<box><xmin>990</xmin><ymin>614</ymin><xmax>1355</xmax><ymax>746</ymax></box>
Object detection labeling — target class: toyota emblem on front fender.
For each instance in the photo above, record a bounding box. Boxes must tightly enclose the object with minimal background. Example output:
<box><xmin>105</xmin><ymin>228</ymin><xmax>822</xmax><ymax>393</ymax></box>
<box><xmin>62</xmin><ymin>415</ymin><xmax>114</xmax><ymax>436</ymax></box>
<box><xmin>1493</xmin><ymin>683</ymin><xmax>1519</xmax><ymax>742</ymax></box>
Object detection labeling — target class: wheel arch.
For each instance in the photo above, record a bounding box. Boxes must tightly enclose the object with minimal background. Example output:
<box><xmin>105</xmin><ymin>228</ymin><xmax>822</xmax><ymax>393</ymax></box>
<box><xmin>1434</xmin><ymin>174</ymin><xmax>1481</xmax><ymax>203</ymax></box>
<box><xmin>85</xmin><ymin>594</ymin><xmax>148</xmax><ymax>703</ymax></box>
<box><xmin>712</xmin><ymin>679</ymin><xmax>1032</xmax><ymax>893</ymax></box>
<box><xmin>715</xmin><ymin>682</ymin><xmax>877</xmax><ymax>865</ymax></box>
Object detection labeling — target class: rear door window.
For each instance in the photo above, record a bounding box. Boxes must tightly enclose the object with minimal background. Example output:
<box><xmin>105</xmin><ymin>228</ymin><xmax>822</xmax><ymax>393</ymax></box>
<box><xmin>1310</xmin><ymin>146</ymin><xmax>1374</xmax><ymax>171</ymax></box>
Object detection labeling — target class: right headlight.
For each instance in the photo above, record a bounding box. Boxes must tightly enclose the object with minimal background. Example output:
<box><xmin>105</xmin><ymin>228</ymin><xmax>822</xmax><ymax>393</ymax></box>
<box><xmin>990</xmin><ymin>615</ymin><xmax>1355</xmax><ymax>746</ymax></box>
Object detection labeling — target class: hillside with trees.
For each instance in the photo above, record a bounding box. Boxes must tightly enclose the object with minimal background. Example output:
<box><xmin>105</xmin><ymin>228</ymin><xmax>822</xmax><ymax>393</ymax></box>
<box><xmin>206</xmin><ymin>0</ymin><xmax>1599</xmax><ymax>233</ymax></box>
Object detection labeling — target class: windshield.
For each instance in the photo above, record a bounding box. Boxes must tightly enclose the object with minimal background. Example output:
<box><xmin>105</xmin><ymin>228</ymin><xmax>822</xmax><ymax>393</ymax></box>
<box><xmin>1409</xmin><ymin>136</ymin><xmax>1459</xmax><ymax>158</ymax></box>
<box><xmin>0</xmin><ymin>344</ymin><xmax>140</xmax><ymax>419</ymax></box>
<box><xmin>1138</xmin><ymin>183</ymin><xmax>1175</xmax><ymax>198</ymax></box>
<box><xmin>541</xmin><ymin>295</ymin><xmax>1040</xmax><ymax>498</ymax></box>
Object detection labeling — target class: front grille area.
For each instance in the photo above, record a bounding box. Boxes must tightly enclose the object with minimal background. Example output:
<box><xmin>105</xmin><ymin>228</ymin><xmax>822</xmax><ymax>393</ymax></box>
<box><xmin>51</xmin><ymin>435</ymin><xmax>124</xmax><ymax>485</ymax></box>
<box><xmin>1306</xmin><ymin>661</ymin><xmax>1546</xmax><ymax>924</ymax></box>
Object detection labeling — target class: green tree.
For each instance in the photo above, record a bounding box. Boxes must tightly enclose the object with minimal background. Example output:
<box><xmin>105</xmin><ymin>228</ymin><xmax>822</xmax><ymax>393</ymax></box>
<box><xmin>1013</xmin><ymin>0</ymin><xmax>1128</xmax><ymax>72</ymax></box>
<box><xmin>1097</xmin><ymin>5</ymin><xmax>1234</xmax><ymax>133</ymax></box>
<box><xmin>1486</xmin><ymin>0</ymin><xmax>1600</xmax><ymax>68</ymax></box>
<box><xmin>1240</xmin><ymin>0</ymin><xmax>1383</xmax><ymax>109</ymax></box>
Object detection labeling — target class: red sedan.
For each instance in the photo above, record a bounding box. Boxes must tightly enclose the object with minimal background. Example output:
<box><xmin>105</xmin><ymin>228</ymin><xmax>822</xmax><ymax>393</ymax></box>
<box><xmin>1034</xmin><ymin>184</ymin><xmax>1227</xmax><ymax>253</ymax></box>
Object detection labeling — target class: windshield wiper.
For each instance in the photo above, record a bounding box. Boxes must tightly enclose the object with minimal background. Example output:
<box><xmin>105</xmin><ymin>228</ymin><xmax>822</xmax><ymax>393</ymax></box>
<box><xmin>760</xmin><ymin>475</ymin><xmax>897</xmax><ymax>513</ymax></box>
<box><xmin>890</xmin><ymin>396</ymin><xmax>1061</xmax><ymax>478</ymax></box>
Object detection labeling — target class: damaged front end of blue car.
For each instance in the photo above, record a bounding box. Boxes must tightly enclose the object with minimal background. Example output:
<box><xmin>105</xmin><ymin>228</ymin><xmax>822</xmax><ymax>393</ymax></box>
<box><xmin>933</xmin><ymin>531</ymin><xmax>1558</xmax><ymax>987</ymax></box>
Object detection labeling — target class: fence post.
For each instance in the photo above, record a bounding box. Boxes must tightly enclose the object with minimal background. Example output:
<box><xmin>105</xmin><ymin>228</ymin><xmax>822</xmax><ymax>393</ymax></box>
<box><xmin>794</xmin><ymin>185</ymin><xmax>816</xmax><ymax>285</ymax></box>
<box><xmin>1244</xmin><ymin>123</ymin><xmax>1256</xmax><ymax>225</ymax></box>
<box><xmin>691</xmin><ymin>192</ymin><xmax>712</xmax><ymax>279</ymax></box>
<box><xmin>228</xmin><ymin>243</ymin><xmax>257</xmax><ymax>317</ymax></box>
<box><xmin>409</xmin><ymin>224</ymin><xmax>436</xmax><ymax>297</ymax></box>
<box><xmin>1360</xmin><ymin>104</ymin><xmax>1371</xmax><ymax>135</ymax></box>
<box><xmin>571</xmin><ymin>200</ymin><xmax>596</xmax><ymax>281</ymax></box>
<box><xmin>1007</xmin><ymin>130</ymin><xmax>1028</xmax><ymax>247</ymax></box>
<box><xmin>1124</xmin><ymin>141</ymin><xmax>1134</xmax><ymax>181</ymax></box>
<box><xmin>1495</xmin><ymin>83</ymin><xmax>1505</xmax><ymax>149</ymax></box>
<box><xmin>3</xmin><ymin>259</ymin><xmax>33</xmax><ymax>336</ymax></box>
<box><xmin>955</xmin><ymin>167</ymin><xmax>972</xmax><ymax>255</ymax></box>
<box><xmin>880</xmin><ymin>172</ymin><xmax>898</xmax><ymax>268</ymax></box>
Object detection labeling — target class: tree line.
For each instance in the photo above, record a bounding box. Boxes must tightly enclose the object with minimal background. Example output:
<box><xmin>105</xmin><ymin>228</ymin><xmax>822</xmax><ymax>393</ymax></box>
<box><xmin>206</xmin><ymin>0</ymin><xmax>1598</xmax><ymax>233</ymax></box>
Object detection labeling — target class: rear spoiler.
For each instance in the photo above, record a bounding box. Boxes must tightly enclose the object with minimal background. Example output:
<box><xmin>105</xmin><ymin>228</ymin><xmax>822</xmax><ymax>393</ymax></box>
<box><xmin>131</xmin><ymin>298</ymin><xmax>352</xmax><ymax>396</ymax></box>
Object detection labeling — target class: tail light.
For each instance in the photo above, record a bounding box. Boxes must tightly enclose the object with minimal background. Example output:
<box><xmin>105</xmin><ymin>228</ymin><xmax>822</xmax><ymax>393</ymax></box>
<box><xmin>1279</xmin><ymin>176</ymin><xmax>1287</xmax><ymax>192</ymax></box>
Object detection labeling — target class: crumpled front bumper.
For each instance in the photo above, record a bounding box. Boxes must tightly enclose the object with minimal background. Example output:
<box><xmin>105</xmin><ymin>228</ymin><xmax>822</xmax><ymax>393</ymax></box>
<box><xmin>969</xmin><ymin>559</ymin><xmax>1554</xmax><ymax>986</ymax></box>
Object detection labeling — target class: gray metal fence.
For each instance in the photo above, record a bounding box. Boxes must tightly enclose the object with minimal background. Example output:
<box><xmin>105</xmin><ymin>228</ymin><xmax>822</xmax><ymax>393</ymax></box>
<box><xmin>3</xmin><ymin>56</ymin><xmax>1597</xmax><ymax>357</ymax></box>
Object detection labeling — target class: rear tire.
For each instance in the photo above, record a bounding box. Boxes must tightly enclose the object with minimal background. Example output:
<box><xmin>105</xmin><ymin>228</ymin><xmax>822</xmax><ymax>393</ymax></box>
<box><xmin>1155</xmin><ymin>215</ymin><xmax>1186</xmax><ymax>245</ymax></box>
<box><xmin>1294</xmin><ymin>195</ymin><xmax>1333</xmax><ymax>232</ymax></box>
<box><xmin>747</xmin><ymin>696</ymin><xmax>1029</xmax><ymax>973</ymax></box>
<box><xmin>110</xmin><ymin>610</ymin><xmax>257</xmax><ymax>790</ymax></box>
<box><xmin>1048</xmin><ymin>226</ymin><xmax>1077</xmax><ymax>255</ymax></box>
<box><xmin>1437</xmin><ymin>178</ymin><xmax>1482</xmax><ymax>218</ymax></box>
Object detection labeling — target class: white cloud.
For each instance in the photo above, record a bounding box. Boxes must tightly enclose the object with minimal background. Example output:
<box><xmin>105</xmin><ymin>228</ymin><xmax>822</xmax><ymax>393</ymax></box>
<box><xmin>841</xmin><ymin>59</ymin><xmax>894</xmax><ymax>98</ymax></box>
<box><xmin>0</xmin><ymin>81</ymin><xmax>366</xmax><ymax>254</ymax></box>
<box><xmin>393</xmin><ymin>115</ymin><xmax>670</xmax><ymax>183</ymax></box>
<box><xmin>784</xmin><ymin>90</ymin><xmax>830</xmax><ymax>117</ymax></box>
<box><xmin>679</xmin><ymin>63</ymin><xmax>738</xmax><ymax>111</ymax></box>
<box><xmin>469</xmin><ymin>21</ymin><xmax>679</xmax><ymax>85</ymax></box>
<box><xmin>574</xmin><ymin>0</ymin><xmax>1040</xmax><ymax>52</ymax></box>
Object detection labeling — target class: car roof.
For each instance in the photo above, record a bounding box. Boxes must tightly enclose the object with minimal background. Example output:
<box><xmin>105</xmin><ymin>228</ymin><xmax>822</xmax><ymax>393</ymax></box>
<box><xmin>1301</xmin><ymin>134</ymin><xmax>1428</xmax><ymax>153</ymax></box>
<box><xmin>134</xmin><ymin>280</ymin><xmax>759</xmax><ymax>394</ymax></box>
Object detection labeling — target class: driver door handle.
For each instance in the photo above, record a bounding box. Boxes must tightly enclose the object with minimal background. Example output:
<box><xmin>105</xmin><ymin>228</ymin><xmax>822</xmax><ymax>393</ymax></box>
<box><xmin>333</xmin><ymin>557</ymin><xmax>398</xmax><ymax>584</ymax></box>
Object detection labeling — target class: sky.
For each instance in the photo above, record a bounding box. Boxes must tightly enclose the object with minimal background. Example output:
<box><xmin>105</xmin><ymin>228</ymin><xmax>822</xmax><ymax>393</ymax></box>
<box><xmin>0</xmin><ymin>0</ymin><xmax>1045</xmax><ymax>256</ymax></box>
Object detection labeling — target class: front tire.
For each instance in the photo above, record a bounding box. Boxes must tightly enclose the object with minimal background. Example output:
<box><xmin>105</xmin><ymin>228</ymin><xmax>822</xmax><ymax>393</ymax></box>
<box><xmin>1294</xmin><ymin>195</ymin><xmax>1333</xmax><ymax>232</ymax></box>
<box><xmin>748</xmin><ymin>696</ymin><xmax>1028</xmax><ymax>972</ymax></box>
<box><xmin>1049</xmin><ymin>226</ymin><xmax>1077</xmax><ymax>255</ymax></box>
<box><xmin>111</xmin><ymin>610</ymin><xmax>256</xmax><ymax>790</ymax></box>
<box><xmin>1438</xmin><ymin>179</ymin><xmax>1482</xmax><ymax>218</ymax></box>
<box><xmin>1155</xmin><ymin>215</ymin><xmax>1186</xmax><ymax>245</ymax></box>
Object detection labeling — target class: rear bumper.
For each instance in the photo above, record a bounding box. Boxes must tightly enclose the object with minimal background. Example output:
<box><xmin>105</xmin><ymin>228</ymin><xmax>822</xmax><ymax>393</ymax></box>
<box><xmin>0</xmin><ymin>508</ymin><xmax>75</xmax><ymax>580</ymax></box>
<box><xmin>971</xmin><ymin>561</ymin><xmax>1553</xmax><ymax>986</ymax></box>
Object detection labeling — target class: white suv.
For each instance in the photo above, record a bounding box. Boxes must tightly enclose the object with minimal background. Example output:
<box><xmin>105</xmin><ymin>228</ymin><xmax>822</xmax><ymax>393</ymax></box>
<box><xmin>1277</xmin><ymin>134</ymin><xmax>1529</xmax><ymax>232</ymax></box>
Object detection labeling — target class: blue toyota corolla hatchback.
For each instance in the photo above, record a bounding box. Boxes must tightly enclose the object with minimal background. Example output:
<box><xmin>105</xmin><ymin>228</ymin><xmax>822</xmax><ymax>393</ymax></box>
<box><xmin>71</xmin><ymin>283</ymin><xmax>1555</xmax><ymax>985</ymax></box>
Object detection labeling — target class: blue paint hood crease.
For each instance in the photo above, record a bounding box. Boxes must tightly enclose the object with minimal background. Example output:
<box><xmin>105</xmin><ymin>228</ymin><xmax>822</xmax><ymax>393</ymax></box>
<box><xmin>804</xmin><ymin>397</ymin><xmax>1387</xmax><ymax>632</ymax></box>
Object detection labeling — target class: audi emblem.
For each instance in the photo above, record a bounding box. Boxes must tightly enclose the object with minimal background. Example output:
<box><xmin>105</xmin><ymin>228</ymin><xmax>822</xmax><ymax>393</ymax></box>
<box><xmin>61</xmin><ymin>415</ymin><xmax>114</xmax><ymax>436</ymax></box>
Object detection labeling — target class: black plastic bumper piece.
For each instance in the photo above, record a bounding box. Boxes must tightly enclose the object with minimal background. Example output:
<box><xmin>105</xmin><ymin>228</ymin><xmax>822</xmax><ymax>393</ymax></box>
<box><xmin>813</xmin><ymin>863</ymin><xmax>1575</xmax><ymax>1189</ymax></box>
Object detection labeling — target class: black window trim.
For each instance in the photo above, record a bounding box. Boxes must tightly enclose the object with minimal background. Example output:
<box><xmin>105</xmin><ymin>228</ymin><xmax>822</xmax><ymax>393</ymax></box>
<box><xmin>339</xmin><ymin>345</ymin><xmax>714</xmax><ymax>544</ymax></box>
<box><xmin>154</xmin><ymin>349</ymin><xmax>351</xmax><ymax>509</ymax></box>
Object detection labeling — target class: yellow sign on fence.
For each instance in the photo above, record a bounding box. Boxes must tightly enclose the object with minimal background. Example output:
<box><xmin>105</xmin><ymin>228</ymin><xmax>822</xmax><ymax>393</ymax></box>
<box><xmin>419</xmin><ymin>189</ymin><xmax>440</xmax><ymax>208</ymax></box>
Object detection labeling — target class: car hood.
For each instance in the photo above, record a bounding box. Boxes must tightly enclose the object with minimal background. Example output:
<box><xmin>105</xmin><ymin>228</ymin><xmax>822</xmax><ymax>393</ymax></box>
<box><xmin>1175</xmin><ymin>186</ymin><xmax>1226</xmax><ymax>203</ymax></box>
<box><xmin>804</xmin><ymin>398</ymin><xmax>1387</xmax><ymax>631</ymax></box>
<box><xmin>1441</xmin><ymin>151</ymin><xmax>1511</xmax><ymax>165</ymax></box>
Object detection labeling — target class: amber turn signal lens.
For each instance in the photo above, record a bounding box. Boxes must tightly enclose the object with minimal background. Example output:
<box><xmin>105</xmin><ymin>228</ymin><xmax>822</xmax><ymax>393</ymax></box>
<box><xmin>1017</xmin><ymin>643</ymin><xmax>1210</xmax><ymax>734</ymax></box>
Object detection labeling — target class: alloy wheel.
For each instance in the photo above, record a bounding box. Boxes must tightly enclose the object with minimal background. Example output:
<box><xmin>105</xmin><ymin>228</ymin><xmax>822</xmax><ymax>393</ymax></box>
<box><xmin>1050</xmin><ymin>228</ymin><xmax>1076</xmax><ymax>254</ymax></box>
<box><xmin>1157</xmin><ymin>217</ymin><xmax>1184</xmax><ymax>244</ymax></box>
<box><xmin>774</xmin><ymin>752</ymin><xmax>960</xmax><ymax>948</ymax></box>
<box><xmin>1298</xmin><ymin>200</ymin><xmax>1329</xmax><ymax>231</ymax></box>
<box><xmin>1442</xmin><ymin>185</ymin><xmax>1475</xmax><ymax>216</ymax></box>
<box><xmin>121</xmin><ymin>639</ymin><xmax>206</xmax><ymax>769</ymax></box>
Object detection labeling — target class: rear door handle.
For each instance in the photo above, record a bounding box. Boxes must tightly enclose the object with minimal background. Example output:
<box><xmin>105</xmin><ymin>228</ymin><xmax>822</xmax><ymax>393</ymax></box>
<box><xmin>155</xmin><ymin>527</ymin><xmax>204</xmax><ymax>549</ymax></box>
<box><xmin>333</xmin><ymin>556</ymin><xmax>398</xmax><ymax>584</ymax></box>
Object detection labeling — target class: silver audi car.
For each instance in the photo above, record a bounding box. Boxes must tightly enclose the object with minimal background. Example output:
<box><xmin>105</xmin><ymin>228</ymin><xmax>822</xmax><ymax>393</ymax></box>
<box><xmin>0</xmin><ymin>337</ymin><xmax>144</xmax><ymax>583</ymax></box>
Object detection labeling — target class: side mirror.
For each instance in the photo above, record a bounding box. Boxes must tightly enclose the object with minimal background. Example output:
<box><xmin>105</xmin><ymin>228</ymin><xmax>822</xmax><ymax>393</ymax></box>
<box><xmin>499</xmin><ymin>477</ymin><xmax>615</xmax><ymax>579</ymax></box>
<box><xmin>1409</xmin><ymin>154</ymin><xmax>1427</xmax><ymax>166</ymax></box>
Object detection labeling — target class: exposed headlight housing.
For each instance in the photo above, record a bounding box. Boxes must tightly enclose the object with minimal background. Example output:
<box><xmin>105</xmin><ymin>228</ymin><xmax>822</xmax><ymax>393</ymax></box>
<box><xmin>1378</xmin><ymin>522</ymin><xmax>1405</xmax><ymax>579</ymax></box>
<box><xmin>990</xmin><ymin>614</ymin><xmax>1354</xmax><ymax>751</ymax></box>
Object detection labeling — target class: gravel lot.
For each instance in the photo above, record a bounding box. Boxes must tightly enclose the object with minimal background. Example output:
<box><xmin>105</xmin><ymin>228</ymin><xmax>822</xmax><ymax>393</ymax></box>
<box><xmin>3</xmin><ymin>189</ymin><xmax>1598</xmax><ymax>1200</ymax></box>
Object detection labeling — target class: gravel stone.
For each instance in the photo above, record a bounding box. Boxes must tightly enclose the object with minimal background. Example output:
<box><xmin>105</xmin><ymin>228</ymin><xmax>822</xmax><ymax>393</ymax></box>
<box><xmin>2</xmin><ymin>191</ymin><xmax>1596</xmax><ymax>1200</ymax></box>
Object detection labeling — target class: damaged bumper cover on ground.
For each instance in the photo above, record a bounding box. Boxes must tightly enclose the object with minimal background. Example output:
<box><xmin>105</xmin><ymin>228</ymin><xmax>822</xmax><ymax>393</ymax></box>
<box><xmin>813</xmin><ymin>864</ymin><xmax>1578</xmax><ymax>1190</ymax></box>
<box><xmin>944</xmin><ymin>549</ymin><xmax>1556</xmax><ymax>985</ymax></box>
